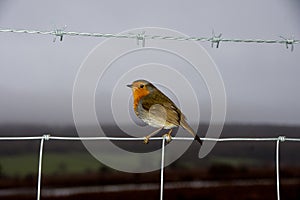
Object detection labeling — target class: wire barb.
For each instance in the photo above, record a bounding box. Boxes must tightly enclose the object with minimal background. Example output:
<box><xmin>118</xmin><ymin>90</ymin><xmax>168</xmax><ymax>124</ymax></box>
<box><xmin>136</xmin><ymin>31</ymin><xmax>146</xmax><ymax>47</ymax></box>
<box><xmin>280</xmin><ymin>36</ymin><xmax>295</xmax><ymax>51</ymax></box>
<box><xmin>53</xmin><ymin>25</ymin><xmax>67</xmax><ymax>42</ymax></box>
<box><xmin>210</xmin><ymin>30</ymin><xmax>222</xmax><ymax>48</ymax></box>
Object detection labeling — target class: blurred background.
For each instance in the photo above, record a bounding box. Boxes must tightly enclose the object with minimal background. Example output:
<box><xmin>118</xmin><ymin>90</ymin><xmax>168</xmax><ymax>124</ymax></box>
<box><xmin>0</xmin><ymin>0</ymin><xmax>300</xmax><ymax>199</ymax></box>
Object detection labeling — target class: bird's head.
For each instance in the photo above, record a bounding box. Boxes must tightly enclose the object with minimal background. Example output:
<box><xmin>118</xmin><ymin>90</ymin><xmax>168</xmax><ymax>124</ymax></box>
<box><xmin>127</xmin><ymin>79</ymin><xmax>155</xmax><ymax>98</ymax></box>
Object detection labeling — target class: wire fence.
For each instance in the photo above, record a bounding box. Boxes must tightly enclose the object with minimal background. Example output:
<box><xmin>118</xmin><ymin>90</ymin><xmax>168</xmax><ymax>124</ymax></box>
<box><xmin>1</xmin><ymin>27</ymin><xmax>299</xmax><ymax>199</ymax></box>
<box><xmin>0</xmin><ymin>135</ymin><xmax>300</xmax><ymax>200</ymax></box>
<box><xmin>0</xmin><ymin>28</ymin><xmax>299</xmax><ymax>50</ymax></box>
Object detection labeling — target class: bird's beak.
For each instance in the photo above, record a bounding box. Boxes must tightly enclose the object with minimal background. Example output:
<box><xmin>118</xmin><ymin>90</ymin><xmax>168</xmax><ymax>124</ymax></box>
<box><xmin>126</xmin><ymin>84</ymin><xmax>133</xmax><ymax>88</ymax></box>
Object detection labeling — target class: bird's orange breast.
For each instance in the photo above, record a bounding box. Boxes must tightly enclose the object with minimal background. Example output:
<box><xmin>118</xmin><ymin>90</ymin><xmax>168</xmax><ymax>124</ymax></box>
<box><xmin>132</xmin><ymin>88</ymin><xmax>150</xmax><ymax>111</ymax></box>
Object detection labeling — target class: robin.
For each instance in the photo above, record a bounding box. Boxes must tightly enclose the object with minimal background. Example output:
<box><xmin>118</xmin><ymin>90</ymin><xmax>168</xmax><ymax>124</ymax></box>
<box><xmin>127</xmin><ymin>79</ymin><xmax>202</xmax><ymax>145</ymax></box>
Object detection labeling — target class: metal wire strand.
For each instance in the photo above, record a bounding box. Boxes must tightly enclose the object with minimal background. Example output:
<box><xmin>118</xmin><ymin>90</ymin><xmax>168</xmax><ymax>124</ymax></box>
<box><xmin>160</xmin><ymin>136</ymin><xmax>166</xmax><ymax>200</ymax></box>
<box><xmin>276</xmin><ymin>136</ymin><xmax>285</xmax><ymax>200</ymax></box>
<box><xmin>36</xmin><ymin>135</ymin><xmax>47</xmax><ymax>200</ymax></box>
<box><xmin>0</xmin><ymin>28</ymin><xmax>298</xmax><ymax>50</ymax></box>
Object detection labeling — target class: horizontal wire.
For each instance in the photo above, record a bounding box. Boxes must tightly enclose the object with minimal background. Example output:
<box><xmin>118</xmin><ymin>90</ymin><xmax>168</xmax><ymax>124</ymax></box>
<box><xmin>0</xmin><ymin>136</ymin><xmax>45</xmax><ymax>140</ymax></box>
<box><xmin>0</xmin><ymin>28</ymin><xmax>299</xmax><ymax>46</ymax></box>
<box><xmin>0</xmin><ymin>135</ymin><xmax>299</xmax><ymax>142</ymax></box>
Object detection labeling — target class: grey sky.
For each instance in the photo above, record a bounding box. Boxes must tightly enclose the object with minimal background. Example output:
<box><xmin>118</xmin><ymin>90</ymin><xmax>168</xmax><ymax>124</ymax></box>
<box><xmin>0</xmin><ymin>0</ymin><xmax>299</xmax><ymax>126</ymax></box>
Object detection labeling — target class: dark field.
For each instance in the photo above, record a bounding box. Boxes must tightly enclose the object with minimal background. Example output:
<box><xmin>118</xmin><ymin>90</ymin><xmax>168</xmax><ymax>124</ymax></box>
<box><xmin>0</xmin><ymin>167</ymin><xmax>300</xmax><ymax>200</ymax></box>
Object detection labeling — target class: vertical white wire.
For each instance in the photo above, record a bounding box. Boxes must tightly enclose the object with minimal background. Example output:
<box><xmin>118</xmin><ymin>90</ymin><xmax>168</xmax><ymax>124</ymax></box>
<box><xmin>276</xmin><ymin>138</ymin><xmax>281</xmax><ymax>200</ymax></box>
<box><xmin>37</xmin><ymin>136</ymin><xmax>45</xmax><ymax>200</ymax></box>
<box><xmin>160</xmin><ymin>137</ymin><xmax>166</xmax><ymax>200</ymax></box>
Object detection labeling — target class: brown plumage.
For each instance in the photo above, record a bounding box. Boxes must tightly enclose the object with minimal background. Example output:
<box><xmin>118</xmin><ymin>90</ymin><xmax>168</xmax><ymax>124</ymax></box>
<box><xmin>127</xmin><ymin>80</ymin><xmax>202</xmax><ymax>144</ymax></box>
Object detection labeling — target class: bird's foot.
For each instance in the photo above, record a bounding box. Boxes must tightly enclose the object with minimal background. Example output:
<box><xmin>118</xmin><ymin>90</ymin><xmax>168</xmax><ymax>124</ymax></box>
<box><xmin>163</xmin><ymin>133</ymin><xmax>172</xmax><ymax>144</ymax></box>
<box><xmin>143</xmin><ymin>137</ymin><xmax>150</xmax><ymax>144</ymax></box>
<box><xmin>194</xmin><ymin>135</ymin><xmax>202</xmax><ymax>145</ymax></box>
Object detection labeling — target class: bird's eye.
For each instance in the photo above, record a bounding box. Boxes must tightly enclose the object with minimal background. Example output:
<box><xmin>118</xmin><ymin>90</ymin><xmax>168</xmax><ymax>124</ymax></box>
<box><xmin>140</xmin><ymin>84</ymin><xmax>144</xmax><ymax>88</ymax></box>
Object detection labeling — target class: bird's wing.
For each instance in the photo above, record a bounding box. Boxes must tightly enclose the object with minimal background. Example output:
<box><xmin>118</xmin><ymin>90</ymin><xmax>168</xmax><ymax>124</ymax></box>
<box><xmin>141</xmin><ymin>91</ymin><xmax>181</xmax><ymax>126</ymax></box>
<box><xmin>162</xmin><ymin>102</ymin><xmax>181</xmax><ymax>126</ymax></box>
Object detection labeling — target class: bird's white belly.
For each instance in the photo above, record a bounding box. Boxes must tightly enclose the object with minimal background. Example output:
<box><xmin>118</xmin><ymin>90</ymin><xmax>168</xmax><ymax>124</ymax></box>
<box><xmin>138</xmin><ymin>103</ymin><xmax>177</xmax><ymax>129</ymax></box>
<box><xmin>140</xmin><ymin>111</ymin><xmax>177</xmax><ymax>129</ymax></box>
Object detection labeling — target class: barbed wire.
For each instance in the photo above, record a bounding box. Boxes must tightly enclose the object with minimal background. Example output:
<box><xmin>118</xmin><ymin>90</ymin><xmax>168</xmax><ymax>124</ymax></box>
<box><xmin>0</xmin><ymin>135</ymin><xmax>299</xmax><ymax>200</ymax></box>
<box><xmin>0</xmin><ymin>28</ymin><xmax>299</xmax><ymax>51</ymax></box>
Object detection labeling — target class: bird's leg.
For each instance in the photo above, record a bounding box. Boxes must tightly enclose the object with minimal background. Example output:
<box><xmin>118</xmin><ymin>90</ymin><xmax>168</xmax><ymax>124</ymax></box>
<box><xmin>163</xmin><ymin>129</ymin><xmax>173</xmax><ymax>143</ymax></box>
<box><xmin>144</xmin><ymin>127</ymin><xmax>163</xmax><ymax>144</ymax></box>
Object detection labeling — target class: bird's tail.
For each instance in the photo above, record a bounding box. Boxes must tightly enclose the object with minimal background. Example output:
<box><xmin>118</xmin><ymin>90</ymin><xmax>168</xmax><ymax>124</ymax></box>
<box><xmin>180</xmin><ymin>118</ymin><xmax>202</xmax><ymax>145</ymax></box>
